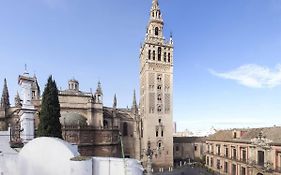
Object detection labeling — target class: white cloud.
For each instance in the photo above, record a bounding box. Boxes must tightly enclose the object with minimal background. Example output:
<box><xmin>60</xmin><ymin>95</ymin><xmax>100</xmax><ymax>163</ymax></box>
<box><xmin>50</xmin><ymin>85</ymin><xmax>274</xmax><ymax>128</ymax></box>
<box><xmin>209</xmin><ymin>64</ymin><xmax>281</xmax><ymax>88</ymax></box>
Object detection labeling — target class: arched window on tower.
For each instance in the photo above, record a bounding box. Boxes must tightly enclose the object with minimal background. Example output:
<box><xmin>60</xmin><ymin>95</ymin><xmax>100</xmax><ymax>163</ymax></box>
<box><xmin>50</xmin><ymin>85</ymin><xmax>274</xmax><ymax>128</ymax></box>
<box><xmin>152</xmin><ymin>50</ymin><xmax>155</xmax><ymax>60</ymax></box>
<box><xmin>157</xmin><ymin>85</ymin><xmax>162</xmax><ymax>90</ymax></box>
<box><xmin>168</xmin><ymin>53</ymin><xmax>171</xmax><ymax>62</ymax></box>
<box><xmin>157</xmin><ymin>105</ymin><xmax>162</xmax><ymax>112</ymax></box>
<box><xmin>158</xmin><ymin>47</ymin><xmax>161</xmax><ymax>61</ymax></box>
<box><xmin>148</xmin><ymin>50</ymin><xmax>151</xmax><ymax>60</ymax></box>
<box><xmin>123</xmin><ymin>122</ymin><xmax>128</xmax><ymax>136</ymax></box>
<box><xmin>164</xmin><ymin>52</ymin><xmax>167</xmax><ymax>62</ymax></box>
<box><xmin>157</xmin><ymin>74</ymin><xmax>162</xmax><ymax>81</ymax></box>
<box><xmin>155</xmin><ymin>27</ymin><xmax>159</xmax><ymax>36</ymax></box>
<box><xmin>157</xmin><ymin>94</ymin><xmax>161</xmax><ymax>101</ymax></box>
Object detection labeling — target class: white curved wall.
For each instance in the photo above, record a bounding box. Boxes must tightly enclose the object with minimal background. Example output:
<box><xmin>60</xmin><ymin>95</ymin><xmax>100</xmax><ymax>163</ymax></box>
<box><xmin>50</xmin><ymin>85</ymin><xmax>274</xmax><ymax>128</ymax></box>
<box><xmin>18</xmin><ymin>137</ymin><xmax>79</xmax><ymax>175</ymax></box>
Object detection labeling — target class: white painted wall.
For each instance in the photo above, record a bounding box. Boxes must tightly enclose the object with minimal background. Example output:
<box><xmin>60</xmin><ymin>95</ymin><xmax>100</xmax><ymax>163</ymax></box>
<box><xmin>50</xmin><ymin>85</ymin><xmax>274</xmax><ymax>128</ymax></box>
<box><xmin>92</xmin><ymin>157</ymin><xmax>144</xmax><ymax>175</ymax></box>
<box><xmin>70</xmin><ymin>158</ymin><xmax>93</xmax><ymax>175</ymax></box>
<box><xmin>0</xmin><ymin>137</ymin><xmax>144</xmax><ymax>175</ymax></box>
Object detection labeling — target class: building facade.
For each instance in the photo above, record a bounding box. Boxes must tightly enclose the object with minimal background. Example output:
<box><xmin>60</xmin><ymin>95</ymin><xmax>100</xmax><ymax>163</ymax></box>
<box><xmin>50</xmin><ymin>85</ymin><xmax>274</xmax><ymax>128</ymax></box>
<box><xmin>139</xmin><ymin>0</ymin><xmax>174</xmax><ymax>169</ymax></box>
<box><xmin>173</xmin><ymin>137</ymin><xmax>206</xmax><ymax>164</ymax></box>
<box><xmin>205</xmin><ymin>127</ymin><xmax>281</xmax><ymax>175</ymax></box>
<box><xmin>0</xmin><ymin>75</ymin><xmax>141</xmax><ymax>159</ymax></box>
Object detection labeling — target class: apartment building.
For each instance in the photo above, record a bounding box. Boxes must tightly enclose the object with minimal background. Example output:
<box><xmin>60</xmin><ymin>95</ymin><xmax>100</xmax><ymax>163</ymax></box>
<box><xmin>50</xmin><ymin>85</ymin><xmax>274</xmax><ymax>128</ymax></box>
<box><xmin>205</xmin><ymin>127</ymin><xmax>281</xmax><ymax>175</ymax></box>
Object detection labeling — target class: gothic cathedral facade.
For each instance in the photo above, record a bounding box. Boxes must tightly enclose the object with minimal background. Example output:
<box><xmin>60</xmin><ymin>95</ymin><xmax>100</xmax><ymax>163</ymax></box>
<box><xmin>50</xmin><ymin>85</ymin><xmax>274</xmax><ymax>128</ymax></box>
<box><xmin>140</xmin><ymin>0</ymin><xmax>174</xmax><ymax>168</ymax></box>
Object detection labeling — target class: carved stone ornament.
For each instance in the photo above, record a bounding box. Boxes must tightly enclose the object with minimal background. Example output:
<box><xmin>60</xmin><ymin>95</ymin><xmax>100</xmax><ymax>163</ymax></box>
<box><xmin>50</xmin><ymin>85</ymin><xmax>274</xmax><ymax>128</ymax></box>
<box><xmin>250</xmin><ymin>131</ymin><xmax>272</xmax><ymax>149</ymax></box>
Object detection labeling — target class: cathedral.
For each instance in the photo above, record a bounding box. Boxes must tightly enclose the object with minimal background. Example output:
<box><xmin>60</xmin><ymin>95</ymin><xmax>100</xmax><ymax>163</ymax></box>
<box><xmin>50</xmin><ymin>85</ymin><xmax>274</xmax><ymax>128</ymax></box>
<box><xmin>0</xmin><ymin>0</ymin><xmax>174</xmax><ymax>170</ymax></box>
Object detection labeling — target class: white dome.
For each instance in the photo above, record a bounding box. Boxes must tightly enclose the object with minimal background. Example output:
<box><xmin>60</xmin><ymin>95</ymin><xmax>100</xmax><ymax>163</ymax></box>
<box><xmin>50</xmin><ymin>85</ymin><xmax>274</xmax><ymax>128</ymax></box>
<box><xmin>18</xmin><ymin>137</ymin><xmax>79</xmax><ymax>175</ymax></box>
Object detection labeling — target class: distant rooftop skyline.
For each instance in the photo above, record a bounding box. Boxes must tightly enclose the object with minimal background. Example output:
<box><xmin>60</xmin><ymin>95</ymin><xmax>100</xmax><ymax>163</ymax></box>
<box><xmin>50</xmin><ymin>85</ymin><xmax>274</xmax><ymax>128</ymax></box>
<box><xmin>1</xmin><ymin>0</ymin><xmax>281</xmax><ymax>133</ymax></box>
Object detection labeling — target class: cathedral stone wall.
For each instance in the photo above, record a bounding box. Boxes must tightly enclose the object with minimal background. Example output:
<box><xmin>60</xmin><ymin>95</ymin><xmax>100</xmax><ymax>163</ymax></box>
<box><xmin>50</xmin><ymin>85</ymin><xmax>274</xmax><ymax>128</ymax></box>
<box><xmin>62</xmin><ymin>126</ymin><xmax>121</xmax><ymax>157</ymax></box>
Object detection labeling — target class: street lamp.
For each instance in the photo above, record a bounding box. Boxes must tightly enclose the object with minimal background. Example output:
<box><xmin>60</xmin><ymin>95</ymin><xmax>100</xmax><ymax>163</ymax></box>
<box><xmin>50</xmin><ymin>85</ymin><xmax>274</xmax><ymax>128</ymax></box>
<box><xmin>145</xmin><ymin>141</ymin><xmax>153</xmax><ymax>175</ymax></box>
<box><xmin>143</xmin><ymin>141</ymin><xmax>166</xmax><ymax>174</ymax></box>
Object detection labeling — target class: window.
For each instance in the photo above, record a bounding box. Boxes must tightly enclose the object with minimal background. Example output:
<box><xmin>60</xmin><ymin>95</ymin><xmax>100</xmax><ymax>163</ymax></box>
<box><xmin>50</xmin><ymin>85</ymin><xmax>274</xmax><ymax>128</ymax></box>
<box><xmin>148</xmin><ymin>50</ymin><xmax>151</xmax><ymax>60</ymax></box>
<box><xmin>157</xmin><ymin>94</ymin><xmax>161</xmax><ymax>101</ymax></box>
<box><xmin>158</xmin><ymin>47</ymin><xmax>161</xmax><ymax>61</ymax></box>
<box><xmin>206</xmin><ymin>157</ymin><xmax>209</xmax><ymax>166</ymax></box>
<box><xmin>156</xmin><ymin>130</ymin><xmax>159</xmax><ymax>137</ymax></box>
<box><xmin>225</xmin><ymin>148</ymin><xmax>229</xmax><ymax>157</ymax></box>
<box><xmin>217</xmin><ymin>159</ymin><xmax>221</xmax><ymax>170</ymax></box>
<box><xmin>155</xmin><ymin>27</ymin><xmax>159</xmax><ymax>36</ymax></box>
<box><xmin>157</xmin><ymin>106</ymin><xmax>162</xmax><ymax>112</ymax></box>
<box><xmin>233</xmin><ymin>148</ymin><xmax>237</xmax><ymax>160</ymax></box>
<box><xmin>123</xmin><ymin>122</ymin><xmax>128</xmax><ymax>136</ymax></box>
<box><xmin>152</xmin><ymin>50</ymin><xmax>155</xmax><ymax>60</ymax></box>
<box><xmin>234</xmin><ymin>132</ymin><xmax>237</xmax><ymax>138</ymax></box>
<box><xmin>164</xmin><ymin>52</ymin><xmax>166</xmax><ymax>62</ymax></box>
<box><xmin>157</xmin><ymin>74</ymin><xmax>162</xmax><ymax>81</ymax></box>
<box><xmin>232</xmin><ymin>164</ymin><xmax>236</xmax><ymax>175</ymax></box>
<box><xmin>161</xmin><ymin>130</ymin><xmax>163</xmax><ymax>137</ymax></box>
<box><xmin>258</xmin><ymin>151</ymin><xmax>264</xmax><ymax>166</ymax></box>
<box><xmin>168</xmin><ymin>53</ymin><xmax>171</xmax><ymax>62</ymax></box>
<box><xmin>217</xmin><ymin>145</ymin><xmax>221</xmax><ymax>155</ymax></box>
<box><xmin>242</xmin><ymin>150</ymin><xmax>246</xmax><ymax>162</ymax></box>
<box><xmin>194</xmin><ymin>145</ymin><xmax>197</xmax><ymax>151</ymax></box>
<box><xmin>32</xmin><ymin>91</ymin><xmax>35</xmax><ymax>99</ymax></box>
<box><xmin>241</xmin><ymin>167</ymin><xmax>246</xmax><ymax>175</ymax></box>
<box><xmin>158</xmin><ymin>119</ymin><xmax>161</xmax><ymax>123</ymax></box>
<box><xmin>98</xmin><ymin>95</ymin><xmax>102</xmax><ymax>102</ymax></box>
<box><xmin>224</xmin><ymin>162</ymin><xmax>228</xmax><ymax>173</ymax></box>
<box><xmin>158</xmin><ymin>142</ymin><xmax>161</xmax><ymax>148</ymax></box>
<box><xmin>211</xmin><ymin>158</ymin><xmax>213</xmax><ymax>167</ymax></box>
<box><xmin>157</xmin><ymin>85</ymin><xmax>162</xmax><ymax>90</ymax></box>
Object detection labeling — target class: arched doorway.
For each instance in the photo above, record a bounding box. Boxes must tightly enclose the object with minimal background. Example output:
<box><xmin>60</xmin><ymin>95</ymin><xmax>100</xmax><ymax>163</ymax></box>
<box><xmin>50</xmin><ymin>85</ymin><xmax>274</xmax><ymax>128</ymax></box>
<box><xmin>257</xmin><ymin>173</ymin><xmax>263</xmax><ymax>175</ymax></box>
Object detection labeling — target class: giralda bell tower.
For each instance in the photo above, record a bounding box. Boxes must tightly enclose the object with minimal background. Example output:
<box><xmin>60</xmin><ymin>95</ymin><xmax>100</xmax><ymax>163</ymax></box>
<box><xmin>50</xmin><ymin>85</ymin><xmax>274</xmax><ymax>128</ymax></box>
<box><xmin>139</xmin><ymin>0</ymin><xmax>174</xmax><ymax>169</ymax></box>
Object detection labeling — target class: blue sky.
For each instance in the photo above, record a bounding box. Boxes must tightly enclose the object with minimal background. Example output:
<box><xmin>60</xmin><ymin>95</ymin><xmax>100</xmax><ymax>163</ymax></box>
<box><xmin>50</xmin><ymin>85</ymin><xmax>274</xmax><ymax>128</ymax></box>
<box><xmin>1</xmin><ymin>0</ymin><xmax>281</xmax><ymax>133</ymax></box>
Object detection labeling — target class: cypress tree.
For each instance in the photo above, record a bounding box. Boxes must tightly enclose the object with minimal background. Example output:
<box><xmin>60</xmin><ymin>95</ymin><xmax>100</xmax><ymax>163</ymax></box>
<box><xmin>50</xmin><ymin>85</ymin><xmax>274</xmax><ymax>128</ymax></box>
<box><xmin>37</xmin><ymin>76</ymin><xmax>62</xmax><ymax>138</ymax></box>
